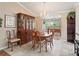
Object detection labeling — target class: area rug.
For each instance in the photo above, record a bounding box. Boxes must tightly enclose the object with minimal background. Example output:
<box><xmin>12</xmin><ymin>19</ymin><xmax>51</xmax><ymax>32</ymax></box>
<box><xmin>0</xmin><ymin>50</ymin><xmax>10</xmax><ymax>56</ymax></box>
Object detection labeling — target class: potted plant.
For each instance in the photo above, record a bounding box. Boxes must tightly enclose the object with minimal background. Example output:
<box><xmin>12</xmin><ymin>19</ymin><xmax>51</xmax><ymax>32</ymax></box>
<box><xmin>0</xmin><ymin>17</ymin><xmax>2</xmax><ymax>27</ymax></box>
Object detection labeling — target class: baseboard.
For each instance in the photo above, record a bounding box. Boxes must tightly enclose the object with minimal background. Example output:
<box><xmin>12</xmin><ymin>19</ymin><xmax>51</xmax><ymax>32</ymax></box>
<box><xmin>0</xmin><ymin>46</ymin><xmax>8</xmax><ymax>50</ymax></box>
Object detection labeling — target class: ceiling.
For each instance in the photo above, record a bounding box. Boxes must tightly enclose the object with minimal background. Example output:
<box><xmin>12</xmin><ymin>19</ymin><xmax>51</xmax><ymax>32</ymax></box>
<box><xmin>20</xmin><ymin>2</ymin><xmax>76</xmax><ymax>19</ymax></box>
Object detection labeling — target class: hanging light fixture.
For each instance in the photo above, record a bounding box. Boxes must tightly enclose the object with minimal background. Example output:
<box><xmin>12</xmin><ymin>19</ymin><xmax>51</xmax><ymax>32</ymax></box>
<box><xmin>40</xmin><ymin>2</ymin><xmax>47</xmax><ymax>20</ymax></box>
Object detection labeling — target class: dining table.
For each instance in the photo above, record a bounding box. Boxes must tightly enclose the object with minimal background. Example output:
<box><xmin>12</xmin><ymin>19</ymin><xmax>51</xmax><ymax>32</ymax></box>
<box><xmin>38</xmin><ymin>32</ymin><xmax>53</xmax><ymax>52</ymax></box>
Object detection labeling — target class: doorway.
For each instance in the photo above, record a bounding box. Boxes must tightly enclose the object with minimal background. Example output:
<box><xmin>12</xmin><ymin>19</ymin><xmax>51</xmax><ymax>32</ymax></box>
<box><xmin>67</xmin><ymin>11</ymin><xmax>75</xmax><ymax>43</ymax></box>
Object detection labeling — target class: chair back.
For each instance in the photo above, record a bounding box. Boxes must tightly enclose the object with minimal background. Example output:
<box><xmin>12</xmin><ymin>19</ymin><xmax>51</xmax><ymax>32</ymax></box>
<box><xmin>36</xmin><ymin>31</ymin><xmax>42</xmax><ymax>41</ymax></box>
<box><xmin>12</xmin><ymin>30</ymin><xmax>16</xmax><ymax>38</ymax></box>
<box><xmin>50</xmin><ymin>32</ymin><xmax>54</xmax><ymax>40</ymax></box>
<box><xmin>6</xmin><ymin>30</ymin><xmax>11</xmax><ymax>41</ymax></box>
<box><xmin>36</xmin><ymin>31</ymin><xmax>40</xmax><ymax>37</ymax></box>
<box><xmin>32</xmin><ymin>30</ymin><xmax>36</xmax><ymax>39</ymax></box>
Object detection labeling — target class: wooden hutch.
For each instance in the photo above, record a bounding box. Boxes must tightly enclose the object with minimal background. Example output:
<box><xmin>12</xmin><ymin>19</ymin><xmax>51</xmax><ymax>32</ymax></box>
<box><xmin>17</xmin><ymin>13</ymin><xmax>35</xmax><ymax>45</ymax></box>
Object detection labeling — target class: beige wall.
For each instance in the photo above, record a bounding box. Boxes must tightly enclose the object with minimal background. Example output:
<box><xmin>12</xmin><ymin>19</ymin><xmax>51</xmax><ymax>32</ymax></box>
<box><xmin>35</xmin><ymin>17</ymin><xmax>43</xmax><ymax>31</ymax></box>
<box><xmin>59</xmin><ymin>9</ymin><xmax>75</xmax><ymax>41</ymax></box>
<box><xmin>0</xmin><ymin>2</ymin><xmax>34</xmax><ymax>50</ymax></box>
<box><xmin>60</xmin><ymin>12</ymin><xmax>68</xmax><ymax>41</ymax></box>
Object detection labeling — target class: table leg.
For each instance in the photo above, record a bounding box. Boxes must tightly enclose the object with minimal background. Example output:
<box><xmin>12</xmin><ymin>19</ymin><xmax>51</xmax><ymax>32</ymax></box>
<box><xmin>32</xmin><ymin>40</ymin><xmax>35</xmax><ymax>50</ymax></box>
<box><xmin>39</xmin><ymin>42</ymin><xmax>41</xmax><ymax>52</ymax></box>
<box><xmin>45</xmin><ymin>40</ymin><xmax>48</xmax><ymax>52</ymax></box>
<box><xmin>20</xmin><ymin>40</ymin><xmax>21</xmax><ymax>47</ymax></box>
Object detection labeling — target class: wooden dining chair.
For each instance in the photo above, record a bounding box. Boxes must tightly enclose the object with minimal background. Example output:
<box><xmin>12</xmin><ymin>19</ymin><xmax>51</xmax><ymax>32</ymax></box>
<box><xmin>74</xmin><ymin>40</ymin><xmax>79</xmax><ymax>55</ymax></box>
<box><xmin>6</xmin><ymin>30</ymin><xmax>21</xmax><ymax>51</ymax></box>
<box><xmin>46</xmin><ymin>32</ymin><xmax>54</xmax><ymax>49</ymax></box>
<box><xmin>32</xmin><ymin>30</ymin><xmax>37</xmax><ymax>50</ymax></box>
<box><xmin>6</xmin><ymin>30</ymin><xmax>11</xmax><ymax>48</ymax></box>
<box><xmin>35</xmin><ymin>31</ymin><xmax>45</xmax><ymax>52</ymax></box>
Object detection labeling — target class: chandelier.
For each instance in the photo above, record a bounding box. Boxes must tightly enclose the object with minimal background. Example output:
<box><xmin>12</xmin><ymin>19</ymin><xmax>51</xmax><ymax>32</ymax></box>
<box><xmin>40</xmin><ymin>2</ymin><xmax>48</xmax><ymax>20</ymax></box>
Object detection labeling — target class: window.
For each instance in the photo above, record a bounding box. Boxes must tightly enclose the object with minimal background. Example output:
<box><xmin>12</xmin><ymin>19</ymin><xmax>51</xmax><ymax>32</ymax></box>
<box><xmin>43</xmin><ymin>18</ymin><xmax>61</xmax><ymax>30</ymax></box>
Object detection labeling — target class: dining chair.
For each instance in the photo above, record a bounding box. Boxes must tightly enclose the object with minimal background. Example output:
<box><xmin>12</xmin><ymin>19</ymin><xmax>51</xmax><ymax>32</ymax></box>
<box><xmin>46</xmin><ymin>32</ymin><xmax>54</xmax><ymax>49</ymax></box>
<box><xmin>6</xmin><ymin>30</ymin><xmax>21</xmax><ymax>51</ymax></box>
<box><xmin>74</xmin><ymin>40</ymin><xmax>79</xmax><ymax>56</ymax></box>
<box><xmin>32</xmin><ymin>30</ymin><xmax>37</xmax><ymax>50</ymax></box>
<box><xmin>6</xmin><ymin>30</ymin><xmax>11</xmax><ymax>48</ymax></box>
<box><xmin>74</xmin><ymin>40</ymin><xmax>77</xmax><ymax>53</ymax></box>
<box><xmin>35</xmin><ymin>31</ymin><xmax>45</xmax><ymax>52</ymax></box>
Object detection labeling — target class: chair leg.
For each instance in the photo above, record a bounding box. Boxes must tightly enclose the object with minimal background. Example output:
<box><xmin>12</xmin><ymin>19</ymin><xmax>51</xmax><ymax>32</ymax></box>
<box><xmin>8</xmin><ymin>42</ymin><xmax>10</xmax><ymax>48</ymax></box>
<box><xmin>49</xmin><ymin>40</ymin><xmax>53</xmax><ymax>48</ymax></box>
<box><xmin>20</xmin><ymin>40</ymin><xmax>21</xmax><ymax>47</ymax></box>
<box><xmin>37</xmin><ymin>42</ymin><xmax>39</xmax><ymax>48</ymax></box>
<box><xmin>32</xmin><ymin>40</ymin><xmax>36</xmax><ymax>50</ymax></box>
<box><xmin>11</xmin><ymin>43</ymin><xmax>13</xmax><ymax>51</ymax></box>
<box><xmin>74</xmin><ymin>42</ymin><xmax>77</xmax><ymax>53</ymax></box>
<box><xmin>39</xmin><ymin>42</ymin><xmax>41</xmax><ymax>53</ymax></box>
<box><xmin>50</xmin><ymin>42</ymin><xmax>52</xmax><ymax>49</ymax></box>
<box><xmin>45</xmin><ymin>41</ymin><xmax>48</xmax><ymax>52</ymax></box>
<box><xmin>77</xmin><ymin>46</ymin><xmax>79</xmax><ymax>56</ymax></box>
<box><xmin>51</xmin><ymin>40</ymin><xmax>53</xmax><ymax>46</ymax></box>
<box><xmin>32</xmin><ymin>40</ymin><xmax>34</xmax><ymax>48</ymax></box>
<box><xmin>32</xmin><ymin>40</ymin><xmax>35</xmax><ymax>48</ymax></box>
<box><xmin>51</xmin><ymin>42</ymin><xmax>53</xmax><ymax>46</ymax></box>
<box><xmin>74</xmin><ymin>43</ymin><xmax>76</xmax><ymax>53</ymax></box>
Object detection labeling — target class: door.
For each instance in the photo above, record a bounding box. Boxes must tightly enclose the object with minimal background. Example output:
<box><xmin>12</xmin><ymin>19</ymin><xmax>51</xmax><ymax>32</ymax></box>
<box><xmin>67</xmin><ymin>12</ymin><xmax>75</xmax><ymax>43</ymax></box>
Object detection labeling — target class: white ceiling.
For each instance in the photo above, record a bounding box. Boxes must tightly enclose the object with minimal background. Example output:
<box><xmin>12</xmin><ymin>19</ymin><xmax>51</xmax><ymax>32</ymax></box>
<box><xmin>20</xmin><ymin>2</ymin><xmax>76</xmax><ymax>19</ymax></box>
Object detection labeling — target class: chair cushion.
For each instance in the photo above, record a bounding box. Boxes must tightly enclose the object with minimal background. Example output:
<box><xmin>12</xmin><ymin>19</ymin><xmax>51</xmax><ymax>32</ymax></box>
<box><xmin>9</xmin><ymin>38</ymin><xmax>20</xmax><ymax>43</ymax></box>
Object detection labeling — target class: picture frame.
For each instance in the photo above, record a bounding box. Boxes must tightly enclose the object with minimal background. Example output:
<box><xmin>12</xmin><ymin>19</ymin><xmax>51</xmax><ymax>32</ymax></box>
<box><xmin>5</xmin><ymin>15</ymin><xmax>16</xmax><ymax>28</ymax></box>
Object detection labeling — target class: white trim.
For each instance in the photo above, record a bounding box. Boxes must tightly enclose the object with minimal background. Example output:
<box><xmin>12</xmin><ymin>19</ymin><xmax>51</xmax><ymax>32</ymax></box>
<box><xmin>17</xmin><ymin>2</ymin><xmax>36</xmax><ymax>16</ymax></box>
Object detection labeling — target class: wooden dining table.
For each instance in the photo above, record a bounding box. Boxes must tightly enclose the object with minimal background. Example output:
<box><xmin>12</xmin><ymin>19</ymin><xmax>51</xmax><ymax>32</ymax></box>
<box><xmin>38</xmin><ymin>32</ymin><xmax>53</xmax><ymax>52</ymax></box>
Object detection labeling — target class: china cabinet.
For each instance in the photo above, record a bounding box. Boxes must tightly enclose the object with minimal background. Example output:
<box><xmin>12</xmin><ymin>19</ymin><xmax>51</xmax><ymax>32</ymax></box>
<box><xmin>17</xmin><ymin>13</ymin><xmax>35</xmax><ymax>44</ymax></box>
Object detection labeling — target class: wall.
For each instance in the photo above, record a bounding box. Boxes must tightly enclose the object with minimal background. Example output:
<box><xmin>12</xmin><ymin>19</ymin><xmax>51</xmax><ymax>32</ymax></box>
<box><xmin>59</xmin><ymin>9</ymin><xmax>75</xmax><ymax>41</ymax></box>
<box><xmin>0</xmin><ymin>2</ymin><xmax>34</xmax><ymax>50</ymax></box>
<box><xmin>35</xmin><ymin>17</ymin><xmax>43</xmax><ymax>32</ymax></box>
<box><xmin>60</xmin><ymin>13</ymin><xmax>67</xmax><ymax>41</ymax></box>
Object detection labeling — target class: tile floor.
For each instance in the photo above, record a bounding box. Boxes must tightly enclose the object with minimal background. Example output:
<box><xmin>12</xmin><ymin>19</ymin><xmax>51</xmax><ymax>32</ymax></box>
<box><xmin>4</xmin><ymin>34</ymin><xmax>76</xmax><ymax>56</ymax></box>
